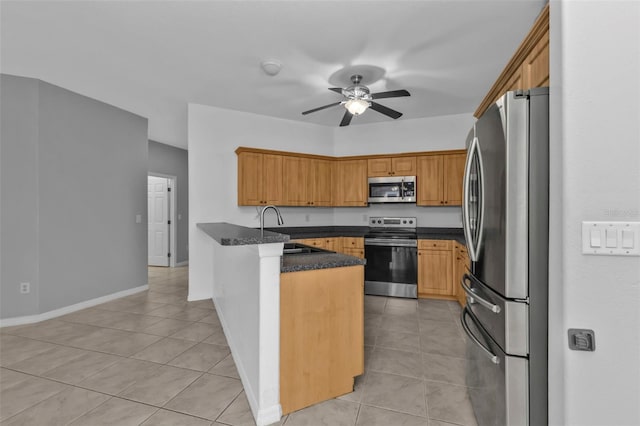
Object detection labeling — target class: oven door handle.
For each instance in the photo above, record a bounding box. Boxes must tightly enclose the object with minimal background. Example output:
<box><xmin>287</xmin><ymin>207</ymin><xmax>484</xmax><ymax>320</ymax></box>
<box><xmin>364</xmin><ymin>239</ymin><xmax>417</xmax><ymax>247</ymax></box>
<box><xmin>460</xmin><ymin>307</ymin><xmax>500</xmax><ymax>365</ymax></box>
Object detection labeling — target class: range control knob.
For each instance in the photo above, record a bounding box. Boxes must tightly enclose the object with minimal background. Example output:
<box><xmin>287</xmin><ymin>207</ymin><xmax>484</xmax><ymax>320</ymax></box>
<box><xmin>409</xmin><ymin>220</ymin><xmax>414</xmax><ymax>224</ymax></box>
<box><xmin>377</xmin><ymin>220</ymin><xmax>382</xmax><ymax>224</ymax></box>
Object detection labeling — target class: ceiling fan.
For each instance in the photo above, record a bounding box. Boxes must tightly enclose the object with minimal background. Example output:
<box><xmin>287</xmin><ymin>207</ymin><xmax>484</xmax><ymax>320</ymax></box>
<box><xmin>302</xmin><ymin>74</ymin><xmax>411</xmax><ymax>127</ymax></box>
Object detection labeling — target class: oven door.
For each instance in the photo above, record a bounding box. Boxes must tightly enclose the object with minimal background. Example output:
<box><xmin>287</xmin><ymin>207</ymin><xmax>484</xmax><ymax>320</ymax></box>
<box><xmin>364</xmin><ymin>238</ymin><xmax>417</xmax><ymax>298</ymax></box>
<box><xmin>461</xmin><ymin>307</ymin><xmax>528</xmax><ymax>426</ymax></box>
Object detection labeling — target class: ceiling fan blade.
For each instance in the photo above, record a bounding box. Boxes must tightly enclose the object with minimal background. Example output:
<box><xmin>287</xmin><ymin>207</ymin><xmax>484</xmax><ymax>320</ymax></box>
<box><xmin>302</xmin><ymin>102</ymin><xmax>342</xmax><ymax>115</ymax></box>
<box><xmin>339</xmin><ymin>110</ymin><xmax>353</xmax><ymax>127</ymax></box>
<box><xmin>370</xmin><ymin>89</ymin><xmax>411</xmax><ymax>100</ymax></box>
<box><xmin>369</xmin><ymin>102</ymin><xmax>403</xmax><ymax>120</ymax></box>
<box><xmin>328</xmin><ymin>87</ymin><xmax>343</xmax><ymax>94</ymax></box>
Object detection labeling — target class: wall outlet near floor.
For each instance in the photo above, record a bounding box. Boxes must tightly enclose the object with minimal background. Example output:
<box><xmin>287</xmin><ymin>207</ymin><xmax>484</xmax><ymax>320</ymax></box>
<box><xmin>20</xmin><ymin>282</ymin><xmax>30</xmax><ymax>294</ymax></box>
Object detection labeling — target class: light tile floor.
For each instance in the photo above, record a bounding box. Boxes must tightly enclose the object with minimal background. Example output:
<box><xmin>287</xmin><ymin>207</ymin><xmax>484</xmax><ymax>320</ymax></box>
<box><xmin>0</xmin><ymin>267</ymin><xmax>477</xmax><ymax>426</ymax></box>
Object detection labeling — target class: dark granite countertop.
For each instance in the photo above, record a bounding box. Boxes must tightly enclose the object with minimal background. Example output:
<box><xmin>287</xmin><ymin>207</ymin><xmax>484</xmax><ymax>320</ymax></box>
<box><xmin>264</xmin><ymin>226</ymin><xmax>369</xmax><ymax>239</ymax></box>
<box><xmin>281</xmin><ymin>252</ymin><xmax>366</xmax><ymax>273</ymax></box>
<box><xmin>197</xmin><ymin>222</ymin><xmax>289</xmax><ymax>246</ymax></box>
<box><xmin>417</xmin><ymin>227</ymin><xmax>465</xmax><ymax>244</ymax></box>
<box><xmin>265</xmin><ymin>225</ymin><xmax>465</xmax><ymax>244</ymax></box>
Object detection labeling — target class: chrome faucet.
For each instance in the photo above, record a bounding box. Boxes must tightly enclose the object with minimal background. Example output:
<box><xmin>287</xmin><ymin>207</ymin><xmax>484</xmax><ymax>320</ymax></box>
<box><xmin>260</xmin><ymin>205</ymin><xmax>284</xmax><ymax>236</ymax></box>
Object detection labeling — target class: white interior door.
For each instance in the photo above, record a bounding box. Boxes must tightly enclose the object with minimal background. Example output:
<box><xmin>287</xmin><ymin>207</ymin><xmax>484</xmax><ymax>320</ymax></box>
<box><xmin>148</xmin><ymin>176</ymin><xmax>169</xmax><ymax>266</ymax></box>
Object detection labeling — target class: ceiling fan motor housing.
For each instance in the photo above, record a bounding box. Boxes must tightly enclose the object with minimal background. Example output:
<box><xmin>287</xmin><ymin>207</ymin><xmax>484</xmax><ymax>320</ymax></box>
<box><xmin>342</xmin><ymin>75</ymin><xmax>372</xmax><ymax>100</ymax></box>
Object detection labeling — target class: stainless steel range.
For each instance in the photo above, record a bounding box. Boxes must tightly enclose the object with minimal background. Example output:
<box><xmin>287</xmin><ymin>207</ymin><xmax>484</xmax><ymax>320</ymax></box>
<box><xmin>364</xmin><ymin>217</ymin><xmax>418</xmax><ymax>299</ymax></box>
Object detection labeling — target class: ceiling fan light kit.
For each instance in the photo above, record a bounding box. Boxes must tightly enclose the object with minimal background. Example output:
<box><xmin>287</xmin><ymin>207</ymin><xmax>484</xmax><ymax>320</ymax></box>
<box><xmin>345</xmin><ymin>98</ymin><xmax>370</xmax><ymax>116</ymax></box>
<box><xmin>302</xmin><ymin>73</ymin><xmax>411</xmax><ymax>127</ymax></box>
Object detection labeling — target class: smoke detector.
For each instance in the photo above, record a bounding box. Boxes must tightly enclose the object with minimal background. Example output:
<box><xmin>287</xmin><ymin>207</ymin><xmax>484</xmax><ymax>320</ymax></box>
<box><xmin>261</xmin><ymin>60</ymin><xmax>282</xmax><ymax>76</ymax></box>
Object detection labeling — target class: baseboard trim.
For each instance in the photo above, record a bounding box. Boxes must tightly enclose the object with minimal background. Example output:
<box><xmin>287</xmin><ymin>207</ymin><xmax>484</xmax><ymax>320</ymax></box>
<box><xmin>0</xmin><ymin>284</ymin><xmax>149</xmax><ymax>328</ymax></box>
<box><xmin>176</xmin><ymin>260</ymin><xmax>189</xmax><ymax>267</ymax></box>
<box><xmin>215</xmin><ymin>299</ymin><xmax>282</xmax><ymax>426</ymax></box>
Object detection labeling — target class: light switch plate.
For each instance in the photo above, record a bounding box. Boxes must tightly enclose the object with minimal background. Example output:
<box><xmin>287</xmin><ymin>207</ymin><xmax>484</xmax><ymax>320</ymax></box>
<box><xmin>582</xmin><ymin>221</ymin><xmax>640</xmax><ymax>256</ymax></box>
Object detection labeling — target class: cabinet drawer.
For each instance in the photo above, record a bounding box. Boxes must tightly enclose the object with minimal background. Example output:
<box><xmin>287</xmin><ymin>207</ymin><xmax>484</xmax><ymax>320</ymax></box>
<box><xmin>418</xmin><ymin>239</ymin><xmax>452</xmax><ymax>250</ymax></box>
<box><xmin>342</xmin><ymin>237</ymin><xmax>364</xmax><ymax>249</ymax></box>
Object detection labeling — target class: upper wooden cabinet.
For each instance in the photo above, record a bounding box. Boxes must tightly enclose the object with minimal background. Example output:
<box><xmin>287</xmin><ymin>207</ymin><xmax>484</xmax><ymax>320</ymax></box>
<box><xmin>417</xmin><ymin>153</ymin><xmax>466</xmax><ymax>206</ymax></box>
<box><xmin>283</xmin><ymin>157</ymin><xmax>333</xmax><ymax>206</ymax></box>
<box><xmin>368</xmin><ymin>156</ymin><xmax>416</xmax><ymax>177</ymax></box>
<box><xmin>334</xmin><ymin>160</ymin><xmax>368</xmax><ymax>207</ymax></box>
<box><xmin>237</xmin><ymin>152</ymin><xmax>283</xmax><ymax>206</ymax></box>
<box><xmin>236</xmin><ymin>147</ymin><xmax>465</xmax><ymax>208</ymax></box>
<box><xmin>475</xmin><ymin>4</ymin><xmax>549</xmax><ymax>117</ymax></box>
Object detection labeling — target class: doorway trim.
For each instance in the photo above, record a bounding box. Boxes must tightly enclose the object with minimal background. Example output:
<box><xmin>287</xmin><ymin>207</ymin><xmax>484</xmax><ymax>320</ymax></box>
<box><xmin>148</xmin><ymin>173</ymin><xmax>177</xmax><ymax>267</ymax></box>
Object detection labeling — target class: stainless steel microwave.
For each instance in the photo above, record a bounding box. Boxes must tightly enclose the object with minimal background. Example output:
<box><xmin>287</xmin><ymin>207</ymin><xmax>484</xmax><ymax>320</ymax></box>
<box><xmin>368</xmin><ymin>176</ymin><xmax>416</xmax><ymax>203</ymax></box>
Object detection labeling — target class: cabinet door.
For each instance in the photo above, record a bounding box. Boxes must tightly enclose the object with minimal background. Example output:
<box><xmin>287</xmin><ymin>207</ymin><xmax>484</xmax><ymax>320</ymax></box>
<box><xmin>367</xmin><ymin>158</ymin><xmax>392</xmax><ymax>177</ymax></box>
<box><xmin>416</xmin><ymin>155</ymin><xmax>444</xmax><ymax>206</ymax></box>
<box><xmin>283</xmin><ymin>156</ymin><xmax>309</xmax><ymax>206</ymax></box>
<box><xmin>263</xmin><ymin>154</ymin><xmax>284</xmax><ymax>205</ymax></box>
<box><xmin>418</xmin><ymin>249</ymin><xmax>453</xmax><ymax>297</ymax></box>
<box><xmin>443</xmin><ymin>153</ymin><xmax>467</xmax><ymax>205</ymax></box>
<box><xmin>455</xmin><ymin>247</ymin><xmax>469</xmax><ymax>307</ymax></box>
<box><xmin>343</xmin><ymin>248</ymin><xmax>365</xmax><ymax>259</ymax></box>
<box><xmin>335</xmin><ymin>160</ymin><xmax>368</xmax><ymax>207</ymax></box>
<box><xmin>392</xmin><ymin>157</ymin><xmax>416</xmax><ymax>176</ymax></box>
<box><xmin>523</xmin><ymin>30</ymin><xmax>549</xmax><ymax>88</ymax></box>
<box><xmin>238</xmin><ymin>152</ymin><xmax>264</xmax><ymax>205</ymax></box>
<box><xmin>342</xmin><ymin>237</ymin><xmax>364</xmax><ymax>249</ymax></box>
<box><xmin>310</xmin><ymin>159</ymin><xmax>333</xmax><ymax>206</ymax></box>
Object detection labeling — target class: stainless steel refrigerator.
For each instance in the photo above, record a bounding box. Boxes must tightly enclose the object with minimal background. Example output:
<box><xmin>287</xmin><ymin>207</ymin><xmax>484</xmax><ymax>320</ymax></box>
<box><xmin>461</xmin><ymin>88</ymin><xmax>548</xmax><ymax>426</ymax></box>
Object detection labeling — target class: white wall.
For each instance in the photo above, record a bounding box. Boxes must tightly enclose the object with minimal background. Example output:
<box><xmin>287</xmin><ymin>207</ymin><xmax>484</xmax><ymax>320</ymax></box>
<box><xmin>188</xmin><ymin>105</ymin><xmax>334</xmax><ymax>300</ymax></box>
<box><xmin>1</xmin><ymin>75</ymin><xmax>149</xmax><ymax>321</ymax></box>
<box><xmin>549</xmin><ymin>1</ymin><xmax>640</xmax><ymax>425</ymax></box>
<box><xmin>333</xmin><ymin>113</ymin><xmax>474</xmax><ymax>227</ymax></box>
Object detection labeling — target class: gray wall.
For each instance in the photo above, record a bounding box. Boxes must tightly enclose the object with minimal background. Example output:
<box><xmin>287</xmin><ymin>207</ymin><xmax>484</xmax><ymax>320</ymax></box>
<box><xmin>148</xmin><ymin>140</ymin><xmax>189</xmax><ymax>264</ymax></box>
<box><xmin>0</xmin><ymin>74</ymin><xmax>148</xmax><ymax>319</ymax></box>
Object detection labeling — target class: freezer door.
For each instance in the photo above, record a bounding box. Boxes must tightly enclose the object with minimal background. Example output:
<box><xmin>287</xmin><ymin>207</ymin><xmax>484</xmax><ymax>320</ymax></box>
<box><xmin>461</xmin><ymin>307</ymin><xmax>529</xmax><ymax>426</ymax></box>
<box><xmin>461</xmin><ymin>273</ymin><xmax>529</xmax><ymax>356</ymax></box>
<box><xmin>473</xmin><ymin>92</ymin><xmax>530</xmax><ymax>299</ymax></box>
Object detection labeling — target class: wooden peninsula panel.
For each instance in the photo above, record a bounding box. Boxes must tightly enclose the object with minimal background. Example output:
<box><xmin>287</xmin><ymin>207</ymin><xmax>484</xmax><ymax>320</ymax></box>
<box><xmin>280</xmin><ymin>265</ymin><xmax>364</xmax><ymax>414</ymax></box>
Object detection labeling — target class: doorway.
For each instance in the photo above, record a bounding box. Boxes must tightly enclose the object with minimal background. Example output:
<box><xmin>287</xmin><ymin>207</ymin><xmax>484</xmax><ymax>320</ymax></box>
<box><xmin>148</xmin><ymin>174</ymin><xmax>176</xmax><ymax>267</ymax></box>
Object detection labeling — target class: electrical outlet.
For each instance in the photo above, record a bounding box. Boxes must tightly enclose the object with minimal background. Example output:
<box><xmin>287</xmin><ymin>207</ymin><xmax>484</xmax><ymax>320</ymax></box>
<box><xmin>20</xmin><ymin>282</ymin><xmax>30</xmax><ymax>294</ymax></box>
<box><xmin>305</xmin><ymin>214</ymin><xmax>310</xmax><ymax>222</ymax></box>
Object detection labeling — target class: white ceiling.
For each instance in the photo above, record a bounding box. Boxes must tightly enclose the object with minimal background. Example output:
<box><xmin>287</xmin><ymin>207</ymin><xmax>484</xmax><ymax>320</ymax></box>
<box><xmin>1</xmin><ymin>0</ymin><xmax>547</xmax><ymax>149</ymax></box>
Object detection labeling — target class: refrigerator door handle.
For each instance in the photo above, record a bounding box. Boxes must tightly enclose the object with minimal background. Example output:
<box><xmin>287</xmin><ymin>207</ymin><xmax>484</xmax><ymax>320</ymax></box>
<box><xmin>460</xmin><ymin>307</ymin><xmax>500</xmax><ymax>364</ymax></box>
<box><xmin>461</xmin><ymin>274</ymin><xmax>501</xmax><ymax>314</ymax></box>
<box><xmin>462</xmin><ymin>133</ymin><xmax>485</xmax><ymax>262</ymax></box>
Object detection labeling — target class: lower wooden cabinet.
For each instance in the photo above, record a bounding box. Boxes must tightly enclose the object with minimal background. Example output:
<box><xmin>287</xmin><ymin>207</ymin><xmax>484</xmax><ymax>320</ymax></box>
<box><xmin>294</xmin><ymin>237</ymin><xmax>365</xmax><ymax>259</ymax></box>
<box><xmin>418</xmin><ymin>239</ymin><xmax>453</xmax><ymax>299</ymax></box>
<box><xmin>280</xmin><ymin>266</ymin><xmax>364</xmax><ymax>414</ymax></box>
<box><xmin>342</xmin><ymin>247</ymin><xmax>365</xmax><ymax>259</ymax></box>
<box><xmin>453</xmin><ymin>242</ymin><xmax>470</xmax><ymax>307</ymax></box>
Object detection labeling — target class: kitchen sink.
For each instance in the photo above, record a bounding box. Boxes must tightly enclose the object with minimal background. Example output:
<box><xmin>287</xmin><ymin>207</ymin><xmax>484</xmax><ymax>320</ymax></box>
<box><xmin>283</xmin><ymin>243</ymin><xmax>332</xmax><ymax>255</ymax></box>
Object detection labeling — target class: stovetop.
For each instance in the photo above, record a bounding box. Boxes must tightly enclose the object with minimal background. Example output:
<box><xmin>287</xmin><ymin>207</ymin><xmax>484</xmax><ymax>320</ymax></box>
<box><xmin>366</xmin><ymin>217</ymin><xmax>417</xmax><ymax>239</ymax></box>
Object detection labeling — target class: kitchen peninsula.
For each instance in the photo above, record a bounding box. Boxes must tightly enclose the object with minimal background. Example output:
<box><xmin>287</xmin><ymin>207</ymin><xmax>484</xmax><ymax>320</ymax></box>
<box><xmin>197</xmin><ymin>222</ymin><xmax>365</xmax><ymax>425</ymax></box>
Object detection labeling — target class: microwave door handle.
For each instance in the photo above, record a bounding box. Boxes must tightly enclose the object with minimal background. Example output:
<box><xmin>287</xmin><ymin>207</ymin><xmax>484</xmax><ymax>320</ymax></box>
<box><xmin>460</xmin><ymin>307</ymin><xmax>500</xmax><ymax>364</ymax></box>
<box><xmin>461</xmin><ymin>274</ymin><xmax>501</xmax><ymax>314</ymax></box>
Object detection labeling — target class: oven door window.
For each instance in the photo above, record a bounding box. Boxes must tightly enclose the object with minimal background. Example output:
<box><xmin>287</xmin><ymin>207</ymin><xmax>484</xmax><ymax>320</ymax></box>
<box><xmin>365</xmin><ymin>245</ymin><xmax>417</xmax><ymax>284</ymax></box>
<box><xmin>369</xmin><ymin>183</ymin><xmax>401</xmax><ymax>199</ymax></box>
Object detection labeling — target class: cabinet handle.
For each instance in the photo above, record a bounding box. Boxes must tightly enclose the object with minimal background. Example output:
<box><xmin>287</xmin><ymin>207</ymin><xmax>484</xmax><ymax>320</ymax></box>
<box><xmin>444</xmin><ymin>201</ymin><xmax>448</xmax><ymax>204</ymax></box>
<box><xmin>440</xmin><ymin>201</ymin><xmax>444</xmax><ymax>204</ymax></box>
